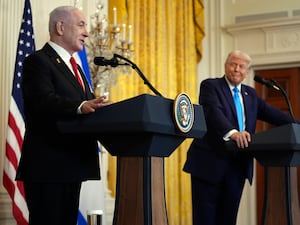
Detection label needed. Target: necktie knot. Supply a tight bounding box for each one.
[69,56,76,67]
[233,87,239,94]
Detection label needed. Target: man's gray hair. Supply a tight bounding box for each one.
[48,6,78,34]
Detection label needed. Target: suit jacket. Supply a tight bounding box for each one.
[16,43,100,182]
[183,77,294,184]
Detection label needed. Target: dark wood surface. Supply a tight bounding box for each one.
[255,67,300,225]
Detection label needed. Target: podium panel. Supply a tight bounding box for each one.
[113,157,167,225]
[226,123,300,225]
[58,94,206,157]
[245,123,300,166]
[58,94,207,225]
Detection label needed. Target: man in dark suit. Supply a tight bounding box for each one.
[16,6,109,225]
[183,50,295,225]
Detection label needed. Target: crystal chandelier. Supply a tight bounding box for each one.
[85,2,134,98]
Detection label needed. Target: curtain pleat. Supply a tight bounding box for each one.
[107,1,204,224]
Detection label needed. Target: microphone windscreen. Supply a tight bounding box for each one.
[254,75,264,83]
[94,57,105,66]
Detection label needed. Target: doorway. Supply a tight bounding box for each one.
[254,67,300,225]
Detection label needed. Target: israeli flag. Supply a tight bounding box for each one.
[76,46,106,225]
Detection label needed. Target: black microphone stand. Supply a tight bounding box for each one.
[113,53,163,97]
[260,78,296,225]
[269,79,296,122]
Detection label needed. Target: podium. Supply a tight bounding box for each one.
[227,123,300,225]
[58,94,207,225]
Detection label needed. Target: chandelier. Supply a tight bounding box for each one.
[85,2,135,99]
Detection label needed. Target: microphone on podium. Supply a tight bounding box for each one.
[93,55,130,67]
[254,74,296,122]
[254,75,280,90]
[93,54,162,97]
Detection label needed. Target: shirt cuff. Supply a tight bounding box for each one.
[223,129,239,141]
[77,101,87,114]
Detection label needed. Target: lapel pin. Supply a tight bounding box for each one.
[56,58,61,63]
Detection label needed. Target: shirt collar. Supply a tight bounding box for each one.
[48,41,74,66]
[224,76,242,93]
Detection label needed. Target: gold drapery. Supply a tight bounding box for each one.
[107,1,204,224]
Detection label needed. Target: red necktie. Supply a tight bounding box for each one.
[70,56,85,92]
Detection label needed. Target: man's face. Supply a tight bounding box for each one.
[225,55,249,86]
[61,10,88,54]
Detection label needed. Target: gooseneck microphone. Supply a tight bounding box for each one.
[254,74,296,122]
[94,55,130,67]
[254,75,280,90]
[93,54,162,97]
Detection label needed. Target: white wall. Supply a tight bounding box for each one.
[199,0,300,81]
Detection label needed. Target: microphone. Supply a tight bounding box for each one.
[94,55,119,67]
[254,75,280,90]
[254,74,296,122]
[93,53,163,96]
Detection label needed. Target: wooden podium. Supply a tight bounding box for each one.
[227,123,300,225]
[58,94,207,225]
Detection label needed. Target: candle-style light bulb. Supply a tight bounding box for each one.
[128,25,133,43]
[122,24,126,41]
[113,7,117,26]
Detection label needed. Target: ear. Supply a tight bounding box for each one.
[56,21,64,36]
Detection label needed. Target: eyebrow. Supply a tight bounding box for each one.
[228,62,248,69]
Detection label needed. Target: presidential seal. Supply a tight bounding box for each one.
[173,93,194,133]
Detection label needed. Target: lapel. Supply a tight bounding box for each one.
[78,66,95,99]
[241,85,250,130]
[42,43,87,97]
[220,77,236,117]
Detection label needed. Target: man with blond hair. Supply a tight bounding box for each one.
[184,50,295,225]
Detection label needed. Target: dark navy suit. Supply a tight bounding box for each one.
[183,77,294,225]
[16,43,100,225]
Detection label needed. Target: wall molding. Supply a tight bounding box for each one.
[224,16,300,68]
[0,193,16,225]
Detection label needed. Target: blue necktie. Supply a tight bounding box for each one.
[233,87,243,131]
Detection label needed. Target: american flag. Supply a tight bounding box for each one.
[3,0,35,224]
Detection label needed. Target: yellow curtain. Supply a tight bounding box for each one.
[107,1,204,225]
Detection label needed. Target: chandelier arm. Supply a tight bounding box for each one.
[114,54,163,97]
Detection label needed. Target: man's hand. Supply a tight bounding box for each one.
[230,131,251,149]
[81,96,110,114]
